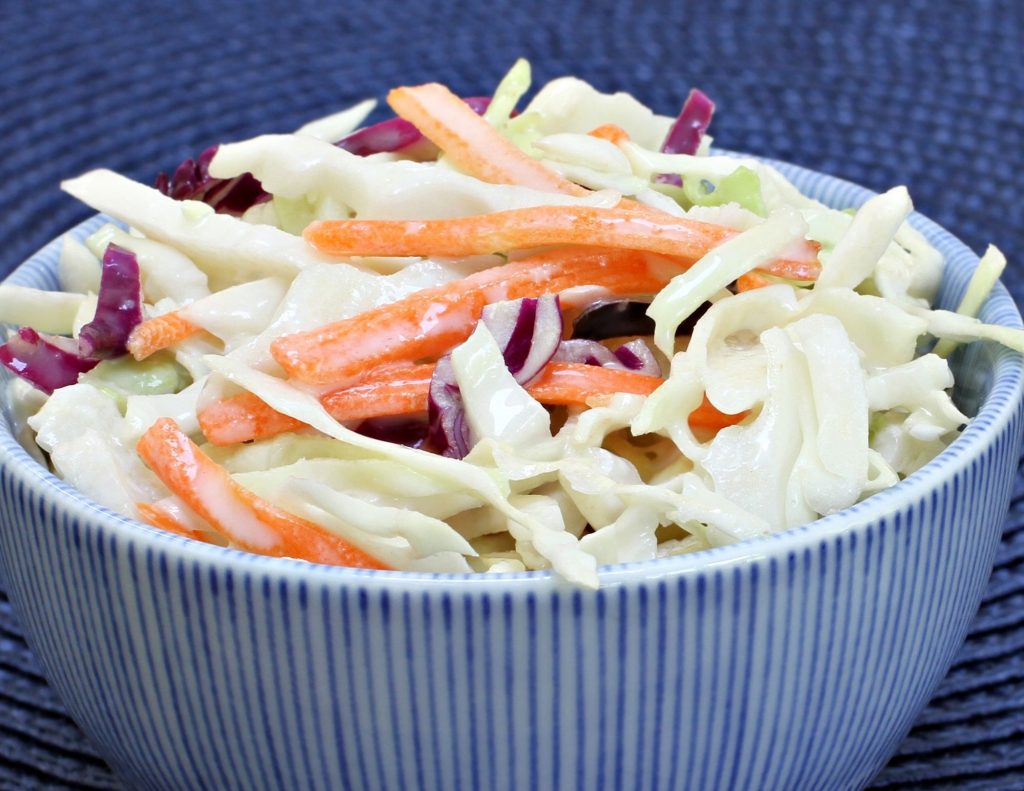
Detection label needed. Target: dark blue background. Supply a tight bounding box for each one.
[1,0,1023,787]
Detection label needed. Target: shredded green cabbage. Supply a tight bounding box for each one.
[8,63,1017,586]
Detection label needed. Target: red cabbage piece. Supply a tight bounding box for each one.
[0,328,99,395]
[155,145,270,216]
[336,97,494,156]
[355,416,428,448]
[481,295,563,385]
[335,119,423,157]
[662,88,715,155]
[572,299,712,341]
[78,243,144,359]
[428,295,563,458]
[554,338,662,377]
[610,339,661,376]
[427,355,470,458]
[0,243,145,393]
[658,88,716,186]
[572,300,655,339]
[156,97,495,214]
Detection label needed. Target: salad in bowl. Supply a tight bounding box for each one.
[2,59,1020,587]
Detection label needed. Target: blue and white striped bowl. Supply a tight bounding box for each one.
[0,161,1022,791]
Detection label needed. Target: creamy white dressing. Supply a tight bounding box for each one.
[21,67,1009,585]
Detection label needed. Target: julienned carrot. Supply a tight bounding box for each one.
[127,311,202,360]
[384,78,817,259]
[380,81,818,295]
[588,124,631,145]
[198,361,747,446]
[527,365,749,430]
[304,205,724,258]
[527,362,662,403]
[198,364,435,445]
[527,367,747,430]
[198,363,434,444]
[320,362,435,418]
[136,499,215,544]
[386,82,665,221]
[689,397,750,431]
[199,392,307,446]
[137,418,390,569]
[279,288,486,387]
[736,271,776,292]
[388,83,588,197]
[271,248,669,385]
[304,205,820,282]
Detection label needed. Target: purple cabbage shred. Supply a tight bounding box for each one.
[336,97,493,156]
[427,356,471,458]
[156,97,496,214]
[554,338,662,377]
[428,294,562,458]
[0,328,99,395]
[78,243,144,359]
[657,88,716,186]
[355,416,429,449]
[0,244,149,393]
[155,144,270,215]
[481,295,563,385]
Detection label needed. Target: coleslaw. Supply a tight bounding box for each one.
[3,59,1021,587]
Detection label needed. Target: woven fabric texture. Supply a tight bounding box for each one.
[1,0,1023,788]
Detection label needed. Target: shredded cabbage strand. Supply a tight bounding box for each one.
[4,64,1018,586]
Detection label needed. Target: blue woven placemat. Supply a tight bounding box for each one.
[1,1,1023,788]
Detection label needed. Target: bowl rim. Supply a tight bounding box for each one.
[2,157,1022,592]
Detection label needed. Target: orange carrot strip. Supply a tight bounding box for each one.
[274,288,487,387]
[137,418,390,569]
[388,83,588,196]
[533,369,747,429]
[384,79,825,276]
[386,82,661,220]
[305,205,726,258]
[384,80,820,259]
[319,363,435,420]
[271,248,669,386]
[736,271,776,292]
[198,363,436,445]
[688,396,749,431]
[199,361,747,446]
[527,362,662,403]
[304,206,821,281]
[529,369,746,429]
[759,255,819,282]
[136,500,215,543]
[127,311,202,360]
[199,392,307,445]
[588,124,631,145]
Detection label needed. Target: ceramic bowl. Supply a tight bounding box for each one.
[0,160,1022,791]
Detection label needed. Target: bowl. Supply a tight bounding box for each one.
[0,159,1022,791]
